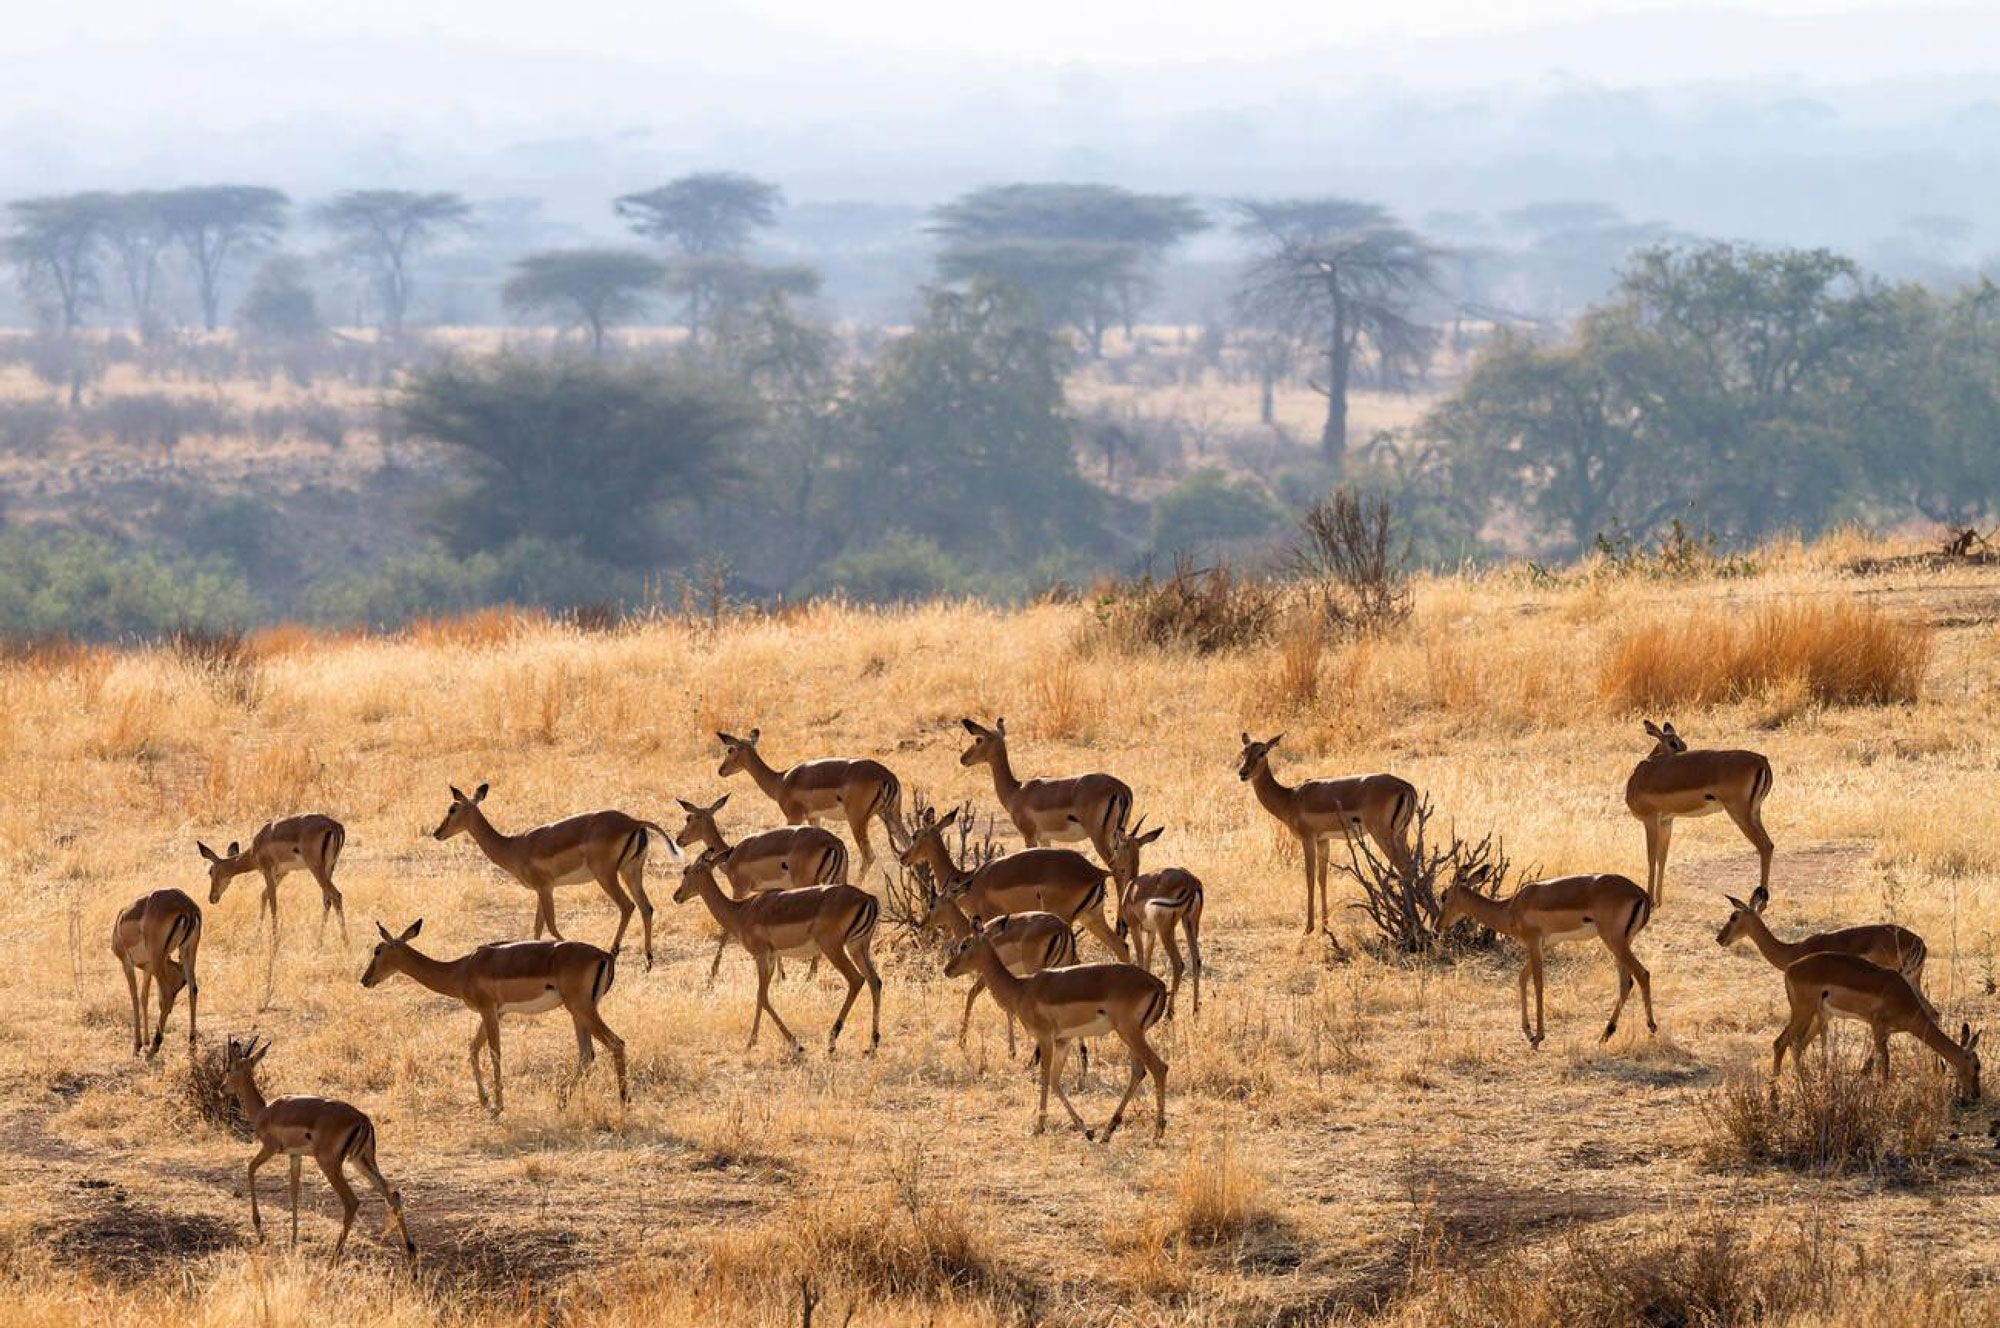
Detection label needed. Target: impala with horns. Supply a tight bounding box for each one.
[1771,953,1980,1099]
[715,728,909,875]
[360,920,626,1113]
[1440,868,1657,1048]
[1107,820,1204,1018]
[899,807,1128,961]
[111,889,201,1058]
[672,848,883,1056]
[199,814,347,947]
[921,891,1079,1054]
[1626,720,1774,905]
[674,794,849,981]
[1718,885,1930,1006]
[958,717,1132,867]
[945,923,1168,1142]
[224,1036,415,1265]
[1237,733,1416,934]
[432,783,680,969]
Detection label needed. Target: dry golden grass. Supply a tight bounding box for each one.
[4,536,2000,1325]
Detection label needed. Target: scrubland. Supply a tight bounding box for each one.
[3,536,2000,1325]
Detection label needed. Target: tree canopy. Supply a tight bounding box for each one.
[315,190,472,336]
[614,172,783,256]
[158,185,289,330]
[501,248,668,353]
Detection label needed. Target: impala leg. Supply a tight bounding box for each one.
[1079,901,1129,963]
[820,939,868,1054]
[481,1011,505,1114]
[591,869,637,960]
[959,978,985,1046]
[120,956,142,1055]
[261,869,282,950]
[1319,833,1339,932]
[1772,995,1817,1079]
[349,1143,415,1257]
[246,1140,276,1240]
[1516,954,1534,1046]
[319,1151,361,1264]
[136,969,157,1059]
[622,859,656,971]
[856,934,883,1052]
[1100,1028,1149,1144]
[468,1023,491,1111]
[179,929,200,1051]
[848,808,876,878]
[1725,799,1776,898]
[751,952,801,1054]
[1653,819,1675,906]
[1868,1026,1893,1080]
[151,966,181,1057]
[1032,1032,1056,1135]
[287,1154,302,1249]
[1045,1040,1094,1139]
[1184,906,1204,1017]
[707,930,732,985]
[1156,924,1185,1021]
[1528,941,1548,1048]
[585,1007,629,1105]
[1639,816,1662,904]
[1599,920,1656,1038]
[1298,835,1318,935]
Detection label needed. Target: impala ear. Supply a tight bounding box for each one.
[1270,732,1285,747]
[375,921,393,942]
[710,794,728,813]
[226,841,240,858]
[1748,884,1769,913]
[398,919,423,942]
[1723,894,1749,914]
[197,841,217,862]
[1140,824,1165,845]
[748,727,760,744]
[676,798,699,814]
[1963,1022,1973,1045]
[449,784,467,802]
[472,783,488,803]
[995,716,1006,734]
[248,1038,271,1066]
[715,731,735,746]
[960,717,982,735]
[1970,1030,1982,1051]
[937,807,959,829]
[1642,719,1662,737]
[1463,864,1491,886]
[1662,722,1678,735]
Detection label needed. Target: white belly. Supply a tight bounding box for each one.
[1541,924,1597,944]
[1062,1013,1115,1040]
[547,864,596,887]
[499,990,565,1016]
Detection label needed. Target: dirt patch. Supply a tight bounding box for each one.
[420,1222,591,1303]
[43,1196,240,1282]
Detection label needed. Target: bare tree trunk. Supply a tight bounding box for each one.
[1259,367,1275,425]
[1321,339,1349,467]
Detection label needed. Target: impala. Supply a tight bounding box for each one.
[1439,868,1657,1048]
[672,849,883,1056]
[1107,821,1204,1017]
[199,814,347,946]
[1237,733,1416,934]
[1626,719,1774,904]
[716,729,909,875]
[944,924,1168,1142]
[920,893,1078,1053]
[432,783,680,969]
[898,807,1128,960]
[224,1036,415,1264]
[958,717,1132,867]
[360,919,626,1113]
[674,794,849,980]
[111,889,201,1057]
[1718,885,1930,1006]
[1771,952,1981,1099]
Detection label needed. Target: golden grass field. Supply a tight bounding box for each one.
[4,538,2000,1326]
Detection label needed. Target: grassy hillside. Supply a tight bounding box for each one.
[4,538,1999,1326]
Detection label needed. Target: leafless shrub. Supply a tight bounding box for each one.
[1290,486,1411,635]
[1086,556,1284,655]
[175,1040,252,1140]
[1700,1055,1957,1177]
[168,623,262,707]
[1340,797,1512,956]
[879,794,996,946]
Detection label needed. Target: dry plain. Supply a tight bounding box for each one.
[3,540,2000,1326]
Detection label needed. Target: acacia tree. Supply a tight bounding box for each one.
[930,183,1207,357]
[1233,198,1442,465]
[100,191,174,336]
[613,172,786,340]
[5,193,113,331]
[501,248,667,354]
[158,185,289,330]
[315,190,472,338]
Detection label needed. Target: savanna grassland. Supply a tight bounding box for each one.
[4,538,2000,1327]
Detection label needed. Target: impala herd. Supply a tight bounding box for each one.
[104,716,1980,1265]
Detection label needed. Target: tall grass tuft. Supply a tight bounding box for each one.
[1699,1057,1956,1176]
[1601,600,1931,711]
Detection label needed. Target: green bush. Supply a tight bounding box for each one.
[814,533,966,603]
[1150,467,1281,554]
[0,531,254,640]
[304,538,631,627]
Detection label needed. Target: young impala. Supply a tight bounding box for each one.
[1107,820,1204,1017]
[672,849,883,1056]
[224,1036,415,1265]
[944,924,1168,1142]
[110,889,201,1057]
[920,893,1078,1053]
[1718,885,1930,1008]
[715,729,909,875]
[432,783,679,969]
[897,807,1128,961]
[360,919,627,1113]
[958,717,1132,868]
[1440,868,1657,1048]
[1626,720,1774,904]
[1772,953,1980,1099]
[1236,733,1416,934]
[199,814,347,947]
[674,793,849,981]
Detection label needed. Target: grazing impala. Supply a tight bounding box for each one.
[110,889,201,1057]
[360,919,627,1113]
[716,729,909,875]
[1237,733,1416,934]
[1107,821,1204,1017]
[199,814,347,946]
[921,893,1078,1053]
[958,717,1132,867]
[945,924,1168,1142]
[673,849,883,1056]
[432,783,679,969]
[1772,953,1980,1099]
[1626,720,1774,904]
[224,1036,415,1264]
[1718,885,1930,1007]
[674,794,849,981]
[898,808,1128,961]
[1440,868,1657,1048]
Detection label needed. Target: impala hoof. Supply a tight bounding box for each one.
[1083,1127,1097,1142]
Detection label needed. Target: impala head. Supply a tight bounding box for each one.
[958,716,1006,767]
[715,728,761,778]
[942,923,989,979]
[895,807,957,869]
[1436,864,1495,930]
[196,839,243,903]
[674,848,732,904]
[1715,885,1770,948]
[918,892,966,937]
[361,919,423,986]
[223,1034,271,1088]
[1108,817,1166,885]
[673,794,729,851]
[1641,719,1687,757]
[432,783,489,839]
[1956,1023,1983,1101]
[1237,732,1283,781]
